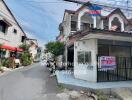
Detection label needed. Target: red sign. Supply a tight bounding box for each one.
[99,56,116,70]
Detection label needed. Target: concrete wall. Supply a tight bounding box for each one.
[0,0,24,47]
[25,39,38,46]
[63,12,71,39]
[74,39,98,82]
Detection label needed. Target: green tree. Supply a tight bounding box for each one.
[19,43,30,51]
[45,41,64,57]
[19,43,32,66]
[0,43,3,48]
[21,52,32,66]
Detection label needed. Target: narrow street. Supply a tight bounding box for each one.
[0,63,59,100]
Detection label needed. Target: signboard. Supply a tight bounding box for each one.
[88,5,102,16]
[64,0,102,16]
[99,56,116,70]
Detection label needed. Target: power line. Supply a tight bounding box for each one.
[19,1,57,34]
[63,0,132,11]
[22,0,132,18]
[23,0,66,4]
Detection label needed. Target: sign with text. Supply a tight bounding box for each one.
[99,56,116,70]
[88,5,102,16]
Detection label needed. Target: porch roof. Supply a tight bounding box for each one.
[68,28,132,43]
[89,28,132,37]
[67,28,132,46]
[70,28,132,38]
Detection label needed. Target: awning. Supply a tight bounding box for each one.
[1,45,16,51]
[16,48,23,52]
[0,45,23,52]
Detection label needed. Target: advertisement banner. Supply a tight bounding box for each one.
[88,5,102,16]
[99,56,116,70]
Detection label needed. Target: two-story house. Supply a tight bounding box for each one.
[57,2,132,83]
[0,0,26,57]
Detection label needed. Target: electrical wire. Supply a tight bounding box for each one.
[22,0,66,4]
[63,0,132,11]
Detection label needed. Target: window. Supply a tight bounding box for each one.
[71,21,77,31]
[81,23,90,30]
[21,36,26,42]
[13,29,17,34]
[77,51,91,64]
[111,17,121,31]
[0,20,7,33]
[90,24,93,28]
[85,52,91,63]
[78,52,85,63]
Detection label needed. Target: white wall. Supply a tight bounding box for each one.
[0,0,24,47]
[63,12,72,39]
[74,39,98,82]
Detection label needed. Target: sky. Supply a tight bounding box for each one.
[4,0,79,46]
[4,0,132,47]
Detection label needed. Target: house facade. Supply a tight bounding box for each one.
[26,39,38,60]
[0,0,26,57]
[25,38,38,46]
[58,3,132,82]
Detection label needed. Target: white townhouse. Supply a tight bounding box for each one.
[25,38,38,46]
[57,2,132,83]
[0,0,26,57]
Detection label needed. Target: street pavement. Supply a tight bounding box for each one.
[0,63,60,100]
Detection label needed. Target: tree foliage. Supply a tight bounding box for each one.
[19,43,30,51]
[0,43,3,47]
[19,43,32,66]
[45,41,64,57]
[21,52,32,66]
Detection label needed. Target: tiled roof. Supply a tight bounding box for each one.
[68,28,132,43]
[65,9,75,14]
[128,18,132,23]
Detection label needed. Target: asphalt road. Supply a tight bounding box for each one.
[0,63,59,100]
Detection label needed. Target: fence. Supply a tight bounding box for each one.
[97,56,132,82]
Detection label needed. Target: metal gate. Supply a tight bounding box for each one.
[97,56,132,82]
